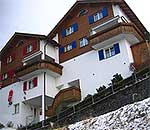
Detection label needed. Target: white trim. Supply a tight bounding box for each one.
[22,51,43,63]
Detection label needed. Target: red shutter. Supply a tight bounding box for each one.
[12,53,15,61]
[9,69,14,78]
[33,77,37,87]
[8,90,13,103]
[0,74,2,81]
[32,41,37,51]
[23,81,27,91]
[23,46,27,56]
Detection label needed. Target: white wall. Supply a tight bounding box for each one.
[112,4,131,22]
[56,39,134,98]
[40,40,59,63]
[45,72,58,97]
[0,82,23,127]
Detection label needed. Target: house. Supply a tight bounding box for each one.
[0,0,149,128]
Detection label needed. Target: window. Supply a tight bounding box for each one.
[79,37,88,48]
[105,46,115,58]
[98,43,120,61]
[88,7,108,24]
[2,73,8,80]
[61,23,78,38]
[7,56,12,63]
[78,9,88,17]
[64,44,73,52]
[27,44,33,53]
[93,12,103,22]
[14,103,19,114]
[23,77,38,91]
[64,41,76,53]
[66,26,74,36]
[28,80,34,89]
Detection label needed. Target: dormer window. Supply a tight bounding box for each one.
[7,56,12,63]
[27,44,33,53]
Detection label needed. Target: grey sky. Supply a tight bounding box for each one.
[0,0,150,49]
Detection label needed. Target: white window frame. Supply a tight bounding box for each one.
[27,44,33,53]
[66,26,74,36]
[2,73,8,80]
[94,12,103,22]
[104,46,115,59]
[7,56,12,63]
[64,44,73,52]
[79,37,88,48]
[14,103,19,114]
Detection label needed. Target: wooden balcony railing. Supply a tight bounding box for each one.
[15,60,63,77]
[46,86,81,117]
[88,23,144,48]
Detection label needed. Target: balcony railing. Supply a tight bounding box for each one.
[15,59,63,78]
[46,86,81,117]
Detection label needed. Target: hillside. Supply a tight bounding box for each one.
[56,97,150,130]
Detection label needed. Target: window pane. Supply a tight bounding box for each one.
[105,49,110,58]
[110,47,115,56]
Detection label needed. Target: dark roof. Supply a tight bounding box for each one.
[0,32,46,56]
[47,0,148,39]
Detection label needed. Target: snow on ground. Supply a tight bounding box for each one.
[67,97,150,130]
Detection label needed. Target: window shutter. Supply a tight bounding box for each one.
[23,81,27,91]
[102,7,108,17]
[23,46,27,56]
[0,74,2,81]
[9,69,14,78]
[114,43,120,54]
[72,41,76,49]
[73,23,78,32]
[12,53,15,61]
[98,49,104,60]
[32,41,37,51]
[59,46,64,54]
[88,15,94,24]
[33,77,38,87]
[61,29,66,38]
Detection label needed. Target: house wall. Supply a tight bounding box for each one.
[56,39,134,98]
[58,3,114,63]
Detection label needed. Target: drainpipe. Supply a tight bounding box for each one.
[41,40,49,125]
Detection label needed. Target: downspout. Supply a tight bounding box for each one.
[42,40,49,124]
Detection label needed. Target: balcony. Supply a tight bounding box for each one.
[15,59,63,78]
[89,16,144,50]
[46,86,81,117]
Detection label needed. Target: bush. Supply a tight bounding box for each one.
[96,85,106,93]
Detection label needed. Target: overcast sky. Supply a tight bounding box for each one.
[0,0,150,49]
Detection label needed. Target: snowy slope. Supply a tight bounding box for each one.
[67,97,150,130]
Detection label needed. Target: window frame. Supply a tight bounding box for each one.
[93,12,103,22]
[14,103,19,114]
[2,73,8,80]
[104,46,115,59]
[27,44,33,53]
[66,26,74,36]
[79,37,89,48]
[7,56,13,64]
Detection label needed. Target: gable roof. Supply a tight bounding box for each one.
[0,32,46,56]
[47,0,148,39]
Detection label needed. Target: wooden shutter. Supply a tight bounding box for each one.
[102,7,108,17]
[23,46,27,56]
[23,81,27,91]
[33,77,38,87]
[98,49,104,60]
[61,29,66,38]
[72,41,76,49]
[114,43,120,54]
[88,15,94,24]
[32,41,37,51]
[59,46,64,54]
[73,23,78,32]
